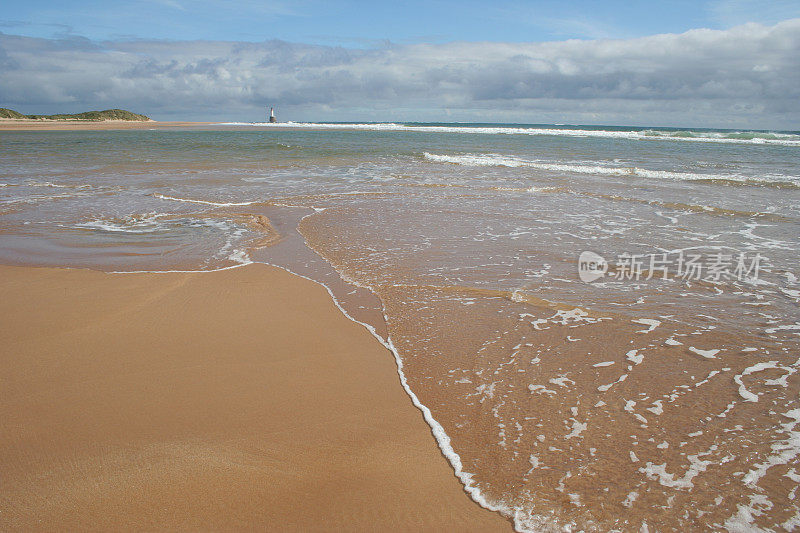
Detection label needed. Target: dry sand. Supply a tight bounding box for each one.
[0,264,510,531]
[0,120,212,131]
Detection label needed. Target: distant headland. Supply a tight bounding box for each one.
[0,108,152,122]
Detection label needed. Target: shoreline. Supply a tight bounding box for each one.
[0,120,213,131]
[0,263,511,531]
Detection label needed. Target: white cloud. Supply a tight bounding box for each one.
[1,19,798,127]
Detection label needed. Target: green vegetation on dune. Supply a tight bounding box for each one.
[0,108,27,119]
[0,108,151,121]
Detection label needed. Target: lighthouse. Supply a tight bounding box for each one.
[269,107,276,123]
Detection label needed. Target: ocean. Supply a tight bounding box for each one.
[1,122,799,531]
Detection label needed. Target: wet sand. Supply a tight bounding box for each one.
[0,119,212,131]
[0,264,510,531]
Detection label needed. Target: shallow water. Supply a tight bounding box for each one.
[1,123,799,531]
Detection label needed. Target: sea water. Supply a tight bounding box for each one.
[1,122,799,531]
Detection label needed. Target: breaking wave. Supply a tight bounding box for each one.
[217,122,800,147]
[422,152,800,187]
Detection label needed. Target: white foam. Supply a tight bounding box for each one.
[782,288,800,299]
[646,400,664,416]
[227,249,251,264]
[111,261,252,275]
[724,494,774,532]
[22,180,86,188]
[633,318,661,333]
[689,347,721,359]
[565,418,588,440]
[623,491,639,508]
[627,349,644,365]
[216,122,800,147]
[785,468,800,483]
[528,384,556,396]
[598,373,628,392]
[765,322,800,334]
[526,454,540,473]
[782,510,800,531]
[696,370,721,387]
[510,290,526,303]
[639,452,713,489]
[153,193,258,207]
[734,361,780,402]
[743,409,800,486]
[474,382,497,401]
[76,217,163,234]
[549,375,574,388]
[422,152,800,185]
[568,493,582,507]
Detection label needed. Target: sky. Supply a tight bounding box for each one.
[1,0,799,128]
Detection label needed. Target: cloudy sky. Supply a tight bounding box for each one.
[1,0,799,128]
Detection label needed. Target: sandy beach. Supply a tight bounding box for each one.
[0,264,510,531]
[0,119,212,131]
[3,121,797,531]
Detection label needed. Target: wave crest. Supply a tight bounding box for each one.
[422,152,800,187]
[216,122,800,147]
